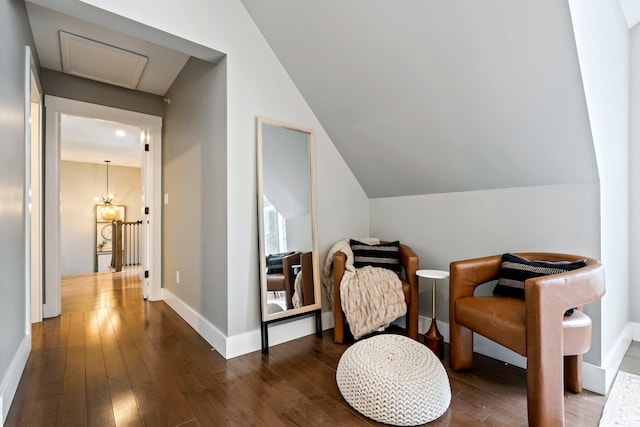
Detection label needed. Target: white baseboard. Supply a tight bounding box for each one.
[582,362,606,395]
[163,289,335,359]
[0,334,31,424]
[633,322,640,341]
[600,322,640,394]
[162,289,229,357]
[226,311,334,358]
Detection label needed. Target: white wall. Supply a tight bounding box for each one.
[370,182,602,363]
[568,0,630,365]
[287,213,312,253]
[241,0,600,199]
[632,25,640,324]
[630,23,640,324]
[60,161,142,275]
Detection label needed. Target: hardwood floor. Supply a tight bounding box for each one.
[5,270,626,426]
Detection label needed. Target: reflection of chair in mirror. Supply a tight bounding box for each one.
[333,242,419,343]
[300,251,315,306]
[266,251,300,310]
[292,251,314,308]
[449,253,606,427]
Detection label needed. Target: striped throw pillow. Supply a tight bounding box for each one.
[493,253,586,315]
[266,251,295,274]
[350,239,402,273]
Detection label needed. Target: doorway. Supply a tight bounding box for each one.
[44,96,163,319]
[59,115,143,276]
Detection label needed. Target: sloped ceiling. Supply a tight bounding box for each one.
[240,0,599,198]
[26,2,190,95]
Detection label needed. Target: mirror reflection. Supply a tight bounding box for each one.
[257,118,320,322]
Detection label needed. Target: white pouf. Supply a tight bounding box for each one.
[336,334,451,426]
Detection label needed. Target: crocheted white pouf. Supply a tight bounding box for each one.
[336,334,451,426]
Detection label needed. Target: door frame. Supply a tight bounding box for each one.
[25,46,43,327]
[43,96,163,318]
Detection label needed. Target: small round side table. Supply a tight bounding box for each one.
[416,269,449,359]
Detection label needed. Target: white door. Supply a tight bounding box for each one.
[140,128,151,299]
[25,46,43,325]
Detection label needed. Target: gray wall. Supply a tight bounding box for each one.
[0,0,36,419]
[241,0,599,199]
[60,161,142,275]
[40,68,165,116]
[163,56,228,334]
[370,182,602,364]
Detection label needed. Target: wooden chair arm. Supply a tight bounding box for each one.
[333,251,347,308]
[399,243,418,286]
[333,251,348,342]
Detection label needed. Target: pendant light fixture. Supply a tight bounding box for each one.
[96,160,119,220]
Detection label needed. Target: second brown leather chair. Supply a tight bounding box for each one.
[449,253,605,427]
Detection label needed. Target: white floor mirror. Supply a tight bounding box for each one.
[256,117,322,354]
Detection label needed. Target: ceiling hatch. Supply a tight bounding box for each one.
[59,31,148,90]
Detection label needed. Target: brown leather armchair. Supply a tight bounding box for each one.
[333,243,419,343]
[449,253,605,427]
[266,252,300,309]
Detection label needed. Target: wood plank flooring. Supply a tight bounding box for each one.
[4,270,629,426]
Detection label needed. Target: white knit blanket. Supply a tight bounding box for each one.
[323,239,406,339]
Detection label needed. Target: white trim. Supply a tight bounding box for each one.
[162,289,228,356]
[633,321,640,341]
[0,335,31,424]
[600,322,638,392]
[146,123,163,301]
[227,311,334,358]
[582,362,607,395]
[25,46,43,326]
[322,310,334,331]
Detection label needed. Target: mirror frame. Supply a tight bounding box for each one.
[256,117,321,323]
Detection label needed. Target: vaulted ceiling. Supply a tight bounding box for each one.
[27,0,605,198]
[240,0,600,198]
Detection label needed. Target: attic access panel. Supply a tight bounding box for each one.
[59,31,148,90]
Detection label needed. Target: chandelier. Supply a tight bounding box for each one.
[95,160,119,220]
